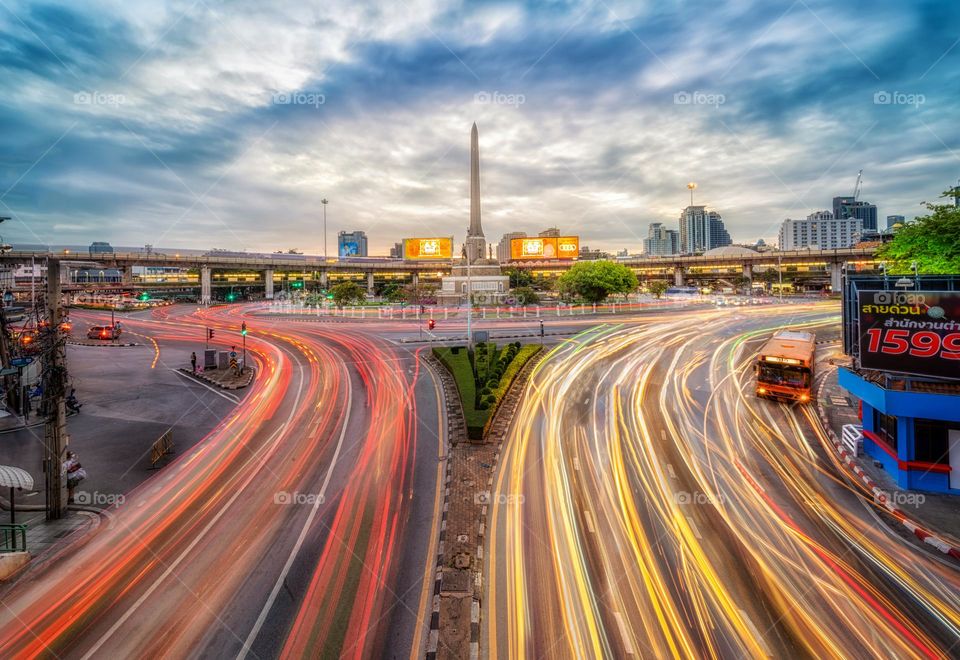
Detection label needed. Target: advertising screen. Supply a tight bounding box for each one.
[857,290,960,379]
[510,236,579,260]
[339,241,359,257]
[403,237,453,260]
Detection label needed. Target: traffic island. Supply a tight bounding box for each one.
[177,367,255,390]
[425,345,545,660]
[67,339,139,347]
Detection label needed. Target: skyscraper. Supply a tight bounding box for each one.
[465,122,486,263]
[643,222,680,256]
[498,232,526,262]
[679,206,730,254]
[833,196,878,231]
[338,230,368,257]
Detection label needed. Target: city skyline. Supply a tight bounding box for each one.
[1,1,959,255]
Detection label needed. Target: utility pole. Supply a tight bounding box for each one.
[42,259,68,520]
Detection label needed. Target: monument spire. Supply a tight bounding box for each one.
[469,122,483,238]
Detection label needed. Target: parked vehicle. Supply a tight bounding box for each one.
[87,324,122,340]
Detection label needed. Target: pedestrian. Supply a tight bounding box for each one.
[190,351,197,373]
[66,388,82,413]
[62,451,87,504]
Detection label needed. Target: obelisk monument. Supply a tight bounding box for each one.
[464,122,486,263]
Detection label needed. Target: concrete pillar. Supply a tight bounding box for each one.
[412,272,420,287]
[121,266,134,286]
[264,269,274,299]
[673,268,685,286]
[201,266,212,304]
[742,263,752,284]
[830,262,843,293]
[320,270,328,288]
[367,272,375,294]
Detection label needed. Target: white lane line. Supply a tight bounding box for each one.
[82,352,306,659]
[238,363,353,659]
[613,612,635,656]
[583,509,596,535]
[171,369,240,403]
[572,457,581,472]
[685,516,702,540]
[666,463,677,479]
[738,609,773,657]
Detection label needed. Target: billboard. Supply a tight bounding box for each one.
[857,290,960,379]
[339,241,360,257]
[510,236,579,260]
[403,237,453,260]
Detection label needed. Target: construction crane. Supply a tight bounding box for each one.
[853,169,863,201]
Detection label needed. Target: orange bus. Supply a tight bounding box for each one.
[755,330,816,403]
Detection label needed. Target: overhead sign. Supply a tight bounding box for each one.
[857,290,960,380]
[403,237,453,260]
[510,236,579,261]
[9,357,33,368]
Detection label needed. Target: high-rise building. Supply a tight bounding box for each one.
[539,227,560,237]
[678,206,730,254]
[338,230,368,257]
[643,222,680,256]
[389,242,403,259]
[886,215,905,230]
[833,196,878,231]
[778,210,861,250]
[498,232,526,262]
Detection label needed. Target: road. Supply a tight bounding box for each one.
[0,304,443,659]
[485,302,960,659]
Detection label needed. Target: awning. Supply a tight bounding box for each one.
[0,465,34,490]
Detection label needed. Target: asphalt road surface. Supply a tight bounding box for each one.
[0,304,443,659]
[485,302,960,659]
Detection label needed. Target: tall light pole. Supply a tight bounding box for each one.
[321,198,329,262]
[462,246,472,347]
[777,254,783,303]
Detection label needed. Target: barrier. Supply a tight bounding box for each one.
[0,524,27,552]
[841,423,863,457]
[149,430,175,469]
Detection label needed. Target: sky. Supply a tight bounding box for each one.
[1,0,958,255]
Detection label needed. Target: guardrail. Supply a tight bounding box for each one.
[841,424,863,457]
[0,524,27,552]
[149,430,175,469]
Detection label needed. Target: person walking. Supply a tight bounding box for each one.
[190,351,197,373]
[66,388,82,414]
[62,451,87,504]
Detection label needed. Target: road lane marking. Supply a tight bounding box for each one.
[738,609,772,657]
[685,516,702,540]
[613,612,635,656]
[572,457,580,472]
[171,369,240,403]
[583,509,596,534]
[238,361,352,659]
[666,464,677,479]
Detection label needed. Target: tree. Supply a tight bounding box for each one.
[379,282,405,303]
[402,282,438,306]
[330,281,366,307]
[877,194,960,273]
[646,280,670,299]
[504,267,533,288]
[511,286,539,305]
[555,261,638,303]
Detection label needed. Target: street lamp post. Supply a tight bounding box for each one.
[777,254,783,303]
[321,198,328,263]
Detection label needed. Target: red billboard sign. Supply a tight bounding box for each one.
[857,290,960,379]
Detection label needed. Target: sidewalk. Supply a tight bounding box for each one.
[818,364,960,558]
[0,503,99,559]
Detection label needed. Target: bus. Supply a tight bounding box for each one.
[755,330,816,403]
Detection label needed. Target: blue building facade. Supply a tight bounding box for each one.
[839,275,960,495]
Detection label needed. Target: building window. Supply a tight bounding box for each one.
[914,419,952,465]
[873,410,898,451]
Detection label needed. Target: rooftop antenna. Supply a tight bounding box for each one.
[687,182,697,206]
[853,169,863,201]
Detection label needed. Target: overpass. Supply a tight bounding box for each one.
[0,246,879,302]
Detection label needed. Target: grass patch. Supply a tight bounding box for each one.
[434,342,542,440]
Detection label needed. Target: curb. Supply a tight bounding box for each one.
[815,369,960,561]
[425,400,453,660]
[67,340,139,347]
[176,367,254,391]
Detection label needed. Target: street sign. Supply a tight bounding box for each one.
[10,357,33,368]
[0,367,18,377]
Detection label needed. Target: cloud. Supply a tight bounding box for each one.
[0,0,958,254]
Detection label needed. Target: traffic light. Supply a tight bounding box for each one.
[241,321,247,336]
[291,281,303,289]
[226,292,237,302]
[139,291,150,301]
[427,319,436,331]
[207,328,215,340]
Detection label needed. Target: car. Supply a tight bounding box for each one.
[87,325,122,340]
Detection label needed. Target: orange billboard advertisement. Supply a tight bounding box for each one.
[404,237,453,260]
[510,236,579,260]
